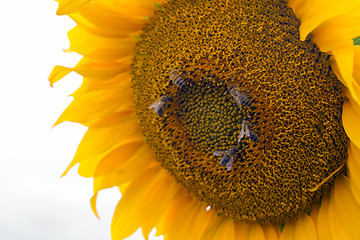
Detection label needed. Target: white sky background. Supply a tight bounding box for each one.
[0,1,162,240]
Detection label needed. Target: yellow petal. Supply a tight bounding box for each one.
[333,176,360,239]
[93,144,153,193]
[56,0,90,15]
[317,197,333,240]
[49,57,132,88]
[137,173,178,239]
[312,8,360,52]
[93,0,167,19]
[353,45,360,82]
[349,178,360,208]
[217,218,235,240]
[111,167,177,240]
[342,100,360,150]
[331,45,360,88]
[79,73,133,97]
[279,221,295,240]
[68,78,90,99]
[262,223,280,240]
[69,12,128,39]
[309,204,320,230]
[77,133,144,178]
[328,179,352,240]
[111,167,160,239]
[48,65,73,87]
[332,43,360,105]
[185,204,213,240]
[67,26,138,60]
[234,220,251,239]
[294,214,317,240]
[200,215,223,240]
[74,58,131,80]
[61,111,142,176]
[54,88,132,126]
[348,142,360,204]
[166,201,210,240]
[94,141,144,176]
[90,193,100,219]
[157,190,194,235]
[118,182,130,194]
[90,109,134,128]
[77,2,146,33]
[288,0,360,41]
[76,153,105,177]
[248,223,266,240]
[91,163,132,219]
[279,214,317,240]
[201,216,233,240]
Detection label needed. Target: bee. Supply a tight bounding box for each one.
[229,86,250,110]
[213,147,239,170]
[148,95,173,117]
[169,69,186,89]
[238,117,259,143]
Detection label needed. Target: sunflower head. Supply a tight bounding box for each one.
[52,0,360,239]
[132,0,348,224]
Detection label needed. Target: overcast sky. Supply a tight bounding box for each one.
[0,1,162,239]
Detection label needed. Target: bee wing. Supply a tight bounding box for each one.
[213,150,229,156]
[230,88,240,98]
[149,99,160,109]
[238,126,245,142]
[149,99,164,112]
[230,90,243,109]
[240,91,249,98]
[245,125,251,138]
[250,131,259,142]
[226,156,234,171]
[234,97,243,110]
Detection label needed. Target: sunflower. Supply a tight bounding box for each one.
[50,0,360,239]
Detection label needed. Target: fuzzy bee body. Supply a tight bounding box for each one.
[169,69,186,89]
[220,155,232,168]
[213,147,239,170]
[149,95,173,117]
[247,129,259,142]
[229,86,250,110]
[238,117,259,143]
